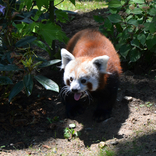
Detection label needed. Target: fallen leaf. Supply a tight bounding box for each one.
[42,145,51,149]
[37,97,46,101]
[42,110,46,115]
[48,98,52,101]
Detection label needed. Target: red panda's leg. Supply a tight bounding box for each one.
[92,74,119,122]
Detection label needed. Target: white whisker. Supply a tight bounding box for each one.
[59,86,71,100]
[83,91,93,104]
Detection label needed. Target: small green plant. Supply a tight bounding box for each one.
[139,104,145,107]
[2,49,61,102]
[0,145,5,149]
[140,102,153,108]
[145,101,153,107]
[94,0,156,63]
[64,124,80,139]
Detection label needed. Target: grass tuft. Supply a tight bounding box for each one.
[55,0,107,12]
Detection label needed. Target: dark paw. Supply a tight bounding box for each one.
[93,109,112,122]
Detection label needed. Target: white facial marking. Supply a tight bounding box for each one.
[70,80,81,90]
[62,51,109,93]
[63,59,100,92]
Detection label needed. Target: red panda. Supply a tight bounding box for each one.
[60,29,122,122]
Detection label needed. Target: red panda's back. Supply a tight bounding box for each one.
[66,29,122,75]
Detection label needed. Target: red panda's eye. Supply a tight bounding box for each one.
[70,77,73,82]
[81,79,86,84]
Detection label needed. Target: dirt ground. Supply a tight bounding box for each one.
[0,9,156,156]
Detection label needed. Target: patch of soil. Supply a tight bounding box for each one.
[0,9,156,156]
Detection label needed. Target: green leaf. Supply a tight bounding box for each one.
[119,45,131,58]
[127,19,139,27]
[16,36,37,48]
[39,59,61,68]
[99,25,107,35]
[55,28,69,44]
[149,22,156,34]
[144,21,156,34]
[129,48,141,62]
[132,0,145,4]
[143,22,150,31]
[36,0,43,10]
[0,76,13,85]
[126,15,134,21]
[139,104,144,107]
[38,23,60,46]
[146,36,156,50]
[131,39,140,49]
[13,22,26,33]
[132,0,144,3]
[32,40,51,56]
[35,75,59,92]
[149,8,156,16]
[137,34,146,46]
[64,131,70,139]
[22,57,33,68]
[64,127,71,139]
[93,15,104,24]
[69,0,75,5]
[130,8,142,14]
[115,23,123,32]
[25,0,33,10]
[109,8,118,14]
[9,81,24,102]
[55,9,69,23]
[108,14,122,23]
[23,74,33,96]
[32,61,43,69]
[0,64,19,71]
[18,0,25,10]
[36,0,49,10]
[120,29,130,41]
[108,0,122,8]
[31,10,43,22]
[71,129,75,135]
[104,18,112,30]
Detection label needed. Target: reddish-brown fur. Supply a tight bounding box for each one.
[66,29,122,90]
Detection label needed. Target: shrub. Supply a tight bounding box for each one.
[0,0,75,102]
[94,0,156,63]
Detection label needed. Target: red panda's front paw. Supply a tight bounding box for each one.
[93,109,112,122]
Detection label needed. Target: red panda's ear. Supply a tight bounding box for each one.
[61,48,75,69]
[91,55,109,74]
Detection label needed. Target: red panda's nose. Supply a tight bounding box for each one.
[72,89,78,93]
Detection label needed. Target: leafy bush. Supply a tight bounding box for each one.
[0,0,75,102]
[94,0,156,63]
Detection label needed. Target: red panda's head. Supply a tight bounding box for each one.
[61,48,109,101]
